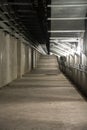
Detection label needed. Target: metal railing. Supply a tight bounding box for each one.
[65,64,87,74]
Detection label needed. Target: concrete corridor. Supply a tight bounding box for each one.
[0,55,87,130]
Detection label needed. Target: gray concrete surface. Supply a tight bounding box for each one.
[0,55,87,130]
[0,30,40,88]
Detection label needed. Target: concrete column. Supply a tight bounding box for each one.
[17,39,21,78]
[20,41,26,76]
[33,49,36,69]
[10,36,17,79]
[0,31,18,87]
[70,55,74,66]
[29,47,32,71]
[1,32,7,86]
[75,54,80,66]
[0,31,3,86]
[82,53,87,66]
[24,45,29,73]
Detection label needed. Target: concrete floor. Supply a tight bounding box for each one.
[0,55,87,130]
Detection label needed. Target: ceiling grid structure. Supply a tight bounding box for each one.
[0,0,87,55]
[47,0,87,56]
[0,0,50,53]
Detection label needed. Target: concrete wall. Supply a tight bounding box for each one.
[32,49,41,69]
[0,30,41,88]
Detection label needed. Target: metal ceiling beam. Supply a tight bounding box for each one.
[24,25,40,27]
[0,1,49,47]
[50,48,66,56]
[20,18,38,20]
[0,7,38,41]
[28,29,41,30]
[50,2,87,4]
[50,41,73,50]
[0,9,19,33]
[47,4,87,7]
[48,30,85,33]
[17,10,36,13]
[19,15,37,18]
[50,39,78,42]
[3,3,32,6]
[24,23,39,25]
[51,45,69,53]
[47,17,87,20]
[50,37,80,39]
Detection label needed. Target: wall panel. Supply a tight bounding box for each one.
[0,31,41,88]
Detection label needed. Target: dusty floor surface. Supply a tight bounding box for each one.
[0,55,87,130]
